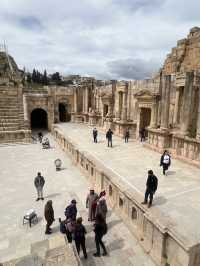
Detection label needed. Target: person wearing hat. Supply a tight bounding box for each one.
[141,170,158,208]
[44,200,55,234]
[86,189,98,221]
[65,199,77,221]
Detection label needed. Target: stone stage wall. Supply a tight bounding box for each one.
[53,127,200,266]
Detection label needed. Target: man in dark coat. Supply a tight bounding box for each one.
[93,213,108,257]
[44,200,55,234]
[93,128,98,143]
[65,199,77,221]
[34,172,45,201]
[124,129,130,143]
[106,128,113,147]
[160,150,171,175]
[142,170,158,208]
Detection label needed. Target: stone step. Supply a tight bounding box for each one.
[0,127,20,131]
[0,118,21,123]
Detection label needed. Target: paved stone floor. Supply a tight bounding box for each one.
[0,133,155,265]
[56,123,200,247]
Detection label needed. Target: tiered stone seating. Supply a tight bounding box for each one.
[0,85,31,143]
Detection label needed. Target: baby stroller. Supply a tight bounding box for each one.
[42,137,50,149]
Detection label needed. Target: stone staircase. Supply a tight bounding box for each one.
[0,86,31,143]
[2,235,81,266]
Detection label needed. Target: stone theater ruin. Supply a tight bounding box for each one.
[1,27,200,265]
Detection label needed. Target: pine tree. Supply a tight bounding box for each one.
[42,70,48,85]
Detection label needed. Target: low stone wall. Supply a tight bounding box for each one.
[53,126,199,266]
[147,129,200,168]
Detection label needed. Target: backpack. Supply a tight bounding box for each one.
[60,221,67,234]
[102,223,107,235]
[64,206,70,218]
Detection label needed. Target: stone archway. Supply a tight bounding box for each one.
[31,108,48,129]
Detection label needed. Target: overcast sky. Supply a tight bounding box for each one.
[0,0,200,80]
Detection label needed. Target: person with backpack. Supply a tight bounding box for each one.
[65,199,77,221]
[59,217,75,243]
[74,217,87,259]
[160,150,171,175]
[93,213,108,257]
[106,128,113,147]
[141,170,158,208]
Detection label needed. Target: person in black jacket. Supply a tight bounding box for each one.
[44,200,55,234]
[142,170,158,208]
[74,217,87,259]
[65,199,77,221]
[124,129,130,143]
[34,172,45,201]
[93,213,108,257]
[160,150,171,175]
[93,128,98,143]
[106,128,113,147]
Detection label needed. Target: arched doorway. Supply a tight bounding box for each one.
[31,108,48,129]
[139,108,151,137]
[59,103,71,122]
[59,103,66,122]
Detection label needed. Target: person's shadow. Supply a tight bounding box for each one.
[166,170,176,176]
[45,193,61,199]
[154,196,167,206]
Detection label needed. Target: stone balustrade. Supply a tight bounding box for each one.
[53,126,200,266]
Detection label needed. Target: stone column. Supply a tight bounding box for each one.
[82,88,85,113]
[74,88,78,113]
[23,94,28,121]
[181,72,194,135]
[161,75,171,129]
[121,91,128,121]
[115,92,121,120]
[196,88,200,139]
[150,102,157,128]
[85,87,89,113]
[173,87,180,125]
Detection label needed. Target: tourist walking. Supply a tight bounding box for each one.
[106,128,113,147]
[44,200,55,234]
[93,213,108,257]
[74,217,87,259]
[142,170,158,208]
[86,189,98,221]
[96,194,108,221]
[34,172,45,201]
[139,128,146,142]
[65,199,77,221]
[160,150,171,175]
[124,129,130,143]
[93,128,98,143]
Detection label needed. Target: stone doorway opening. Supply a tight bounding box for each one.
[59,103,71,122]
[103,104,108,117]
[139,108,151,136]
[31,108,48,130]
